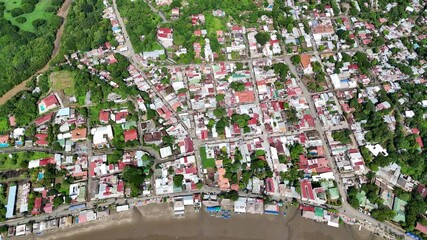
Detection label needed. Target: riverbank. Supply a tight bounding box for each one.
[0,0,72,105]
[17,203,382,240]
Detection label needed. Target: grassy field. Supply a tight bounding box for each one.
[1,0,56,32]
[50,70,76,96]
[200,147,215,168]
[0,151,53,171]
[205,13,226,37]
[0,117,8,133]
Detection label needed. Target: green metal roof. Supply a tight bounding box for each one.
[328,188,340,200]
[315,207,324,217]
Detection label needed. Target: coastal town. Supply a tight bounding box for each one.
[0,0,426,239]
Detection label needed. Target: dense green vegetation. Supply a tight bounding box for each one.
[122,165,151,197]
[349,84,427,180]
[0,0,62,97]
[1,0,61,32]
[55,0,117,61]
[332,129,352,144]
[116,0,162,52]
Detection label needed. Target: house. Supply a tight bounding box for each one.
[8,116,16,127]
[35,113,54,126]
[312,24,334,41]
[71,128,87,142]
[124,129,138,142]
[0,135,9,147]
[300,179,315,202]
[157,28,174,48]
[91,125,114,147]
[99,110,110,123]
[114,110,128,124]
[212,10,225,17]
[155,0,172,6]
[6,185,17,218]
[35,134,48,146]
[171,8,180,17]
[415,222,427,235]
[417,184,427,198]
[38,94,60,114]
[160,146,172,158]
[143,131,163,145]
[300,54,313,74]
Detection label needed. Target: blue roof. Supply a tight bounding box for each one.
[6,185,17,218]
[56,108,70,117]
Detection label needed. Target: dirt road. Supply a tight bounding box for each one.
[0,0,73,105]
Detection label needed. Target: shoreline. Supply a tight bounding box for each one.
[16,203,382,240]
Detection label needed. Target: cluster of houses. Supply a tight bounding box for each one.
[102,0,127,52]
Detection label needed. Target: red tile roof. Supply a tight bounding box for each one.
[300,54,312,69]
[35,133,48,146]
[41,95,59,108]
[416,222,427,234]
[124,129,138,142]
[417,184,427,198]
[300,179,315,201]
[115,111,128,122]
[235,91,255,103]
[0,135,9,143]
[35,113,53,126]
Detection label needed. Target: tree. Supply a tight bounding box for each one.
[371,205,396,222]
[291,55,301,65]
[107,150,123,164]
[289,143,304,161]
[215,94,225,102]
[32,19,47,29]
[162,135,175,146]
[213,107,227,119]
[173,174,184,187]
[230,81,245,92]
[218,190,239,201]
[53,196,64,208]
[255,32,270,46]
[332,129,352,144]
[122,166,146,196]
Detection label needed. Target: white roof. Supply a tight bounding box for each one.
[160,146,172,158]
[116,205,129,212]
[366,144,388,156]
[28,160,40,169]
[91,125,113,145]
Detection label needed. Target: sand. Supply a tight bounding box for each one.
[16,203,383,240]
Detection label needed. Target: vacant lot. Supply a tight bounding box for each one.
[0,117,8,133]
[200,147,215,168]
[0,151,52,171]
[50,70,75,96]
[1,0,56,32]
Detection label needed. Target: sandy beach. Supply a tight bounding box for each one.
[17,203,382,240]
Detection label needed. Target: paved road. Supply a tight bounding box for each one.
[0,4,408,240]
[283,58,407,240]
[143,0,168,23]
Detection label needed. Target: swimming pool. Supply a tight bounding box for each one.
[37,172,44,181]
[0,143,9,148]
[39,104,46,112]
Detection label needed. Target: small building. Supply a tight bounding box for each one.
[116,205,129,212]
[173,200,185,217]
[38,94,60,114]
[160,146,173,158]
[234,198,247,213]
[124,129,138,142]
[6,185,17,219]
[71,128,87,142]
[91,125,114,147]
